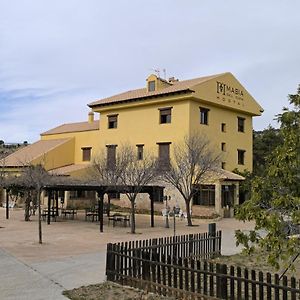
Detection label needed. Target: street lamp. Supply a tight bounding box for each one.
[172,204,181,237]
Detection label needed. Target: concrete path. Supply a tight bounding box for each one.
[30,252,107,290]
[0,249,66,300]
[0,249,107,300]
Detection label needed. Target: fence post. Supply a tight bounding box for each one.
[188,234,194,257]
[208,223,216,257]
[291,276,296,300]
[219,264,228,299]
[142,251,150,286]
[106,243,115,281]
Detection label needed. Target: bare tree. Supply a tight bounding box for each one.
[6,164,54,243]
[0,155,6,189]
[118,145,158,233]
[23,164,54,244]
[92,145,158,234]
[0,156,7,208]
[91,149,122,186]
[161,134,221,226]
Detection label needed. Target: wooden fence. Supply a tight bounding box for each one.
[107,231,221,262]
[106,232,300,299]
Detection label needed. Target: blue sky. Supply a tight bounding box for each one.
[0,0,299,143]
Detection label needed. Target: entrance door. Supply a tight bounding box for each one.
[221,185,235,218]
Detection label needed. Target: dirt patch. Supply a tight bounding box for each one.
[210,250,300,278]
[63,281,175,300]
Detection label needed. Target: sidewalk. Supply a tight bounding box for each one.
[0,249,66,300]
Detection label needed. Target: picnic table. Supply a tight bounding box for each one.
[85,205,109,222]
[85,208,99,222]
[108,213,130,227]
[41,208,57,221]
[61,208,77,219]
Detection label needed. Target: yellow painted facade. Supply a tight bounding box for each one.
[1,72,263,217]
[41,130,99,167]
[38,72,262,173]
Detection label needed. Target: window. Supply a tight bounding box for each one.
[238,117,245,132]
[221,142,226,151]
[222,185,235,207]
[237,149,245,165]
[82,147,91,161]
[221,123,226,132]
[222,162,226,169]
[200,107,209,125]
[157,142,171,170]
[108,115,118,129]
[148,80,156,92]
[106,145,117,169]
[193,185,215,206]
[136,144,144,160]
[159,108,172,124]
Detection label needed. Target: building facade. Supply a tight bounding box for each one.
[1,72,263,217]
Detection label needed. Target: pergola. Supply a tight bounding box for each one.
[4,182,165,232]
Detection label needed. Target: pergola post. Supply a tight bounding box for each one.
[55,190,59,216]
[6,189,9,220]
[107,194,110,217]
[97,190,104,233]
[47,189,52,225]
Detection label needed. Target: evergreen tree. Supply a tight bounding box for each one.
[235,85,300,269]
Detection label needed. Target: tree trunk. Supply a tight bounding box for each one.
[37,189,42,244]
[24,192,30,221]
[130,198,136,234]
[185,199,193,226]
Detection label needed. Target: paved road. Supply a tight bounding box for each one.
[0,249,106,300]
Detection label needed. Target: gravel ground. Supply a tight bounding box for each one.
[63,281,176,300]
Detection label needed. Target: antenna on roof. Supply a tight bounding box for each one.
[163,68,166,80]
[150,68,160,78]
[154,68,160,78]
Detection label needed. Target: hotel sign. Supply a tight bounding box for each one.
[216,81,244,102]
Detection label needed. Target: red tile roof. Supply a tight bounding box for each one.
[0,139,72,167]
[88,73,226,108]
[41,120,99,136]
[49,164,91,176]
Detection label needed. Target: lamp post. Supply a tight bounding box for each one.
[173,204,180,237]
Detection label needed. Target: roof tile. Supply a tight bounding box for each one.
[88,73,226,107]
[0,139,72,167]
[41,120,99,136]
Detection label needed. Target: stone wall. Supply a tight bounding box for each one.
[110,183,218,218]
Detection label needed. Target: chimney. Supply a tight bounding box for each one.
[88,111,94,123]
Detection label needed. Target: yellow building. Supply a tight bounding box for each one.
[1,72,263,217]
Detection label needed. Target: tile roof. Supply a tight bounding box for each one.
[88,73,226,108]
[203,169,245,182]
[216,169,245,181]
[41,120,99,136]
[0,139,72,167]
[49,164,91,176]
